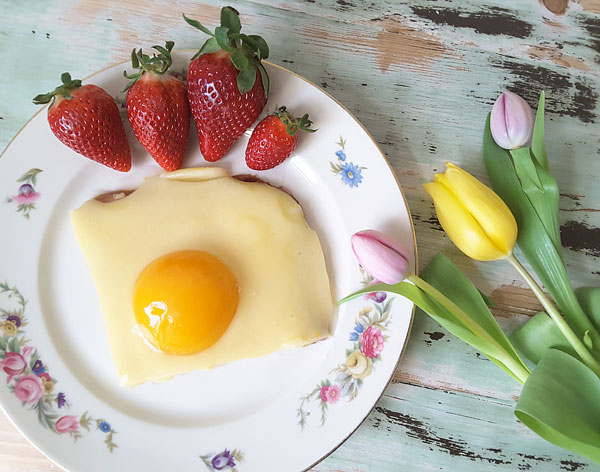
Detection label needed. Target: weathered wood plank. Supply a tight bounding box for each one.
[315,384,593,472]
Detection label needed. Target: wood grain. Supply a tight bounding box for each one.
[0,0,599,470]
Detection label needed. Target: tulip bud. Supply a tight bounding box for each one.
[490,91,534,150]
[351,230,409,284]
[423,163,517,261]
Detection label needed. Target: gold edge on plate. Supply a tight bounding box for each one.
[0,51,419,472]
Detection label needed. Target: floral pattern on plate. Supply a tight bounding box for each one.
[0,282,118,452]
[200,448,244,471]
[6,169,42,219]
[329,136,366,188]
[297,271,392,429]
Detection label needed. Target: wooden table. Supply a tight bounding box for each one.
[1,1,599,470]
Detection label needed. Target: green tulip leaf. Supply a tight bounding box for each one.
[531,91,548,170]
[478,289,496,308]
[342,280,528,383]
[483,114,600,349]
[515,349,600,464]
[421,254,530,380]
[511,147,543,191]
[339,254,531,384]
[576,287,600,333]
[509,146,561,254]
[509,312,576,364]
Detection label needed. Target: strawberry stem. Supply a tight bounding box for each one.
[122,41,175,91]
[275,107,317,136]
[33,72,82,105]
[184,7,270,95]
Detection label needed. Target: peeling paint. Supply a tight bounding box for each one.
[409,6,534,39]
[560,458,588,471]
[526,45,589,71]
[368,16,454,73]
[304,15,455,74]
[578,14,600,64]
[373,406,513,465]
[560,220,600,257]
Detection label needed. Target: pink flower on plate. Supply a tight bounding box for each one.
[14,374,43,404]
[1,353,26,381]
[38,372,51,382]
[320,384,341,404]
[55,415,79,434]
[1,346,33,383]
[360,326,384,359]
[10,184,41,204]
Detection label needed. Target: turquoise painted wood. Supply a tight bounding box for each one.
[1,0,599,471]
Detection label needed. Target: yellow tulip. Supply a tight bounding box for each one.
[423,162,517,261]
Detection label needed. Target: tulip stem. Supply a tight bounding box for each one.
[506,253,600,378]
[406,274,531,384]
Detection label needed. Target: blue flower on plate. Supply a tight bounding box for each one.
[349,322,365,341]
[99,421,111,433]
[32,360,45,375]
[340,162,363,188]
[335,150,346,161]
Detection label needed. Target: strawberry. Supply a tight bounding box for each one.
[245,107,316,171]
[124,41,190,171]
[33,73,131,172]
[184,7,270,162]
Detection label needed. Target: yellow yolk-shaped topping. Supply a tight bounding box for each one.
[132,250,239,355]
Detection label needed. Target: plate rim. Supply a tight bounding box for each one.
[0,52,418,472]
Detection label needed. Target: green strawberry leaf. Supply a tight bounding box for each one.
[131,48,139,69]
[33,73,82,104]
[182,14,214,37]
[237,66,256,94]
[249,34,269,59]
[221,6,241,35]
[193,37,219,59]
[256,62,269,96]
[215,26,233,52]
[185,8,270,96]
[231,49,249,71]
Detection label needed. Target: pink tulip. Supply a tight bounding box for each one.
[55,415,79,434]
[351,230,409,284]
[490,91,534,150]
[14,374,43,404]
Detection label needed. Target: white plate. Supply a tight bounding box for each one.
[0,52,415,472]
